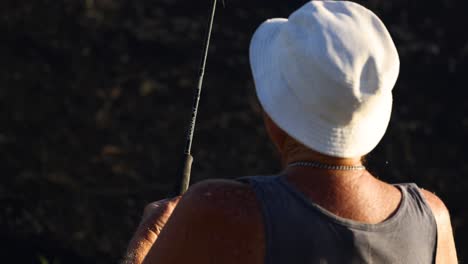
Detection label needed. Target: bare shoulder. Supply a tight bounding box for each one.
[179,179,264,262]
[144,178,264,264]
[420,189,458,264]
[420,189,451,224]
[183,178,259,210]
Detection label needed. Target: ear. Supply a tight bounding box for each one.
[262,112,287,154]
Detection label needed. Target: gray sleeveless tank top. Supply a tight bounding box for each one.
[237,175,437,264]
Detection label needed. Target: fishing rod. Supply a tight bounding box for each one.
[173,0,219,196]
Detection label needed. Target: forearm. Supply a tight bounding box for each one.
[122,226,159,264]
[122,197,180,264]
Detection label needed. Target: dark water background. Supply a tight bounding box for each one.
[1,0,467,263]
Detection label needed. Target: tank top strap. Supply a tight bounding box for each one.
[393,183,438,262]
[394,183,437,220]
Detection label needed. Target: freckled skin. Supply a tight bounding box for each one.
[133,115,458,264]
[142,179,265,264]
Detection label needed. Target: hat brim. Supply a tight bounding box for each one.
[249,19,393,158]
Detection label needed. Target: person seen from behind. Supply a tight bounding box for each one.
[124,1,458,263]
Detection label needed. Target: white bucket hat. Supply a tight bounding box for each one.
[250,0,400,158]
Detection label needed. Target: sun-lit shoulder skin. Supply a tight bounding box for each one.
[142,179,265,264]
[421,189,458,264]
[182,179,260,213]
